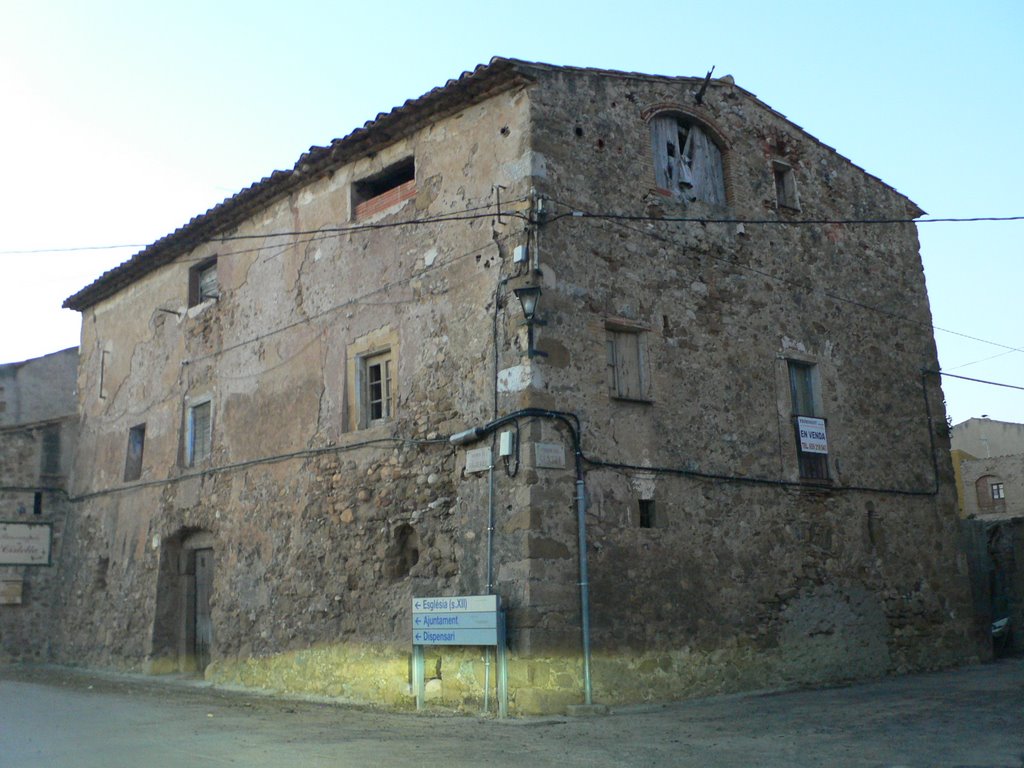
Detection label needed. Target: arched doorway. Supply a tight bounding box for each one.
[151,529,215,675]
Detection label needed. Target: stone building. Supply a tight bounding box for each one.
[950,418,1024,654]
[58,59,981,714]
[0,347,78,660]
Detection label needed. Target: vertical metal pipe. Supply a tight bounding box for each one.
[484,461,496,713]
[576,477,593,705]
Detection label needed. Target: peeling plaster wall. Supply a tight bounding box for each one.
[57,88,542,679]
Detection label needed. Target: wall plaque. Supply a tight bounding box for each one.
[0,522,52,566]
[534,442,566,469]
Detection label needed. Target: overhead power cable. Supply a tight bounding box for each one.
[0,211,1020,256]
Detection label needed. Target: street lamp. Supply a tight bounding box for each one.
[512,284,547,358]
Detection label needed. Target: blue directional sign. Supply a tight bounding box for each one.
[412,595,500,646]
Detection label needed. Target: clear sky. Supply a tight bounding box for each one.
[1,0,1021,426]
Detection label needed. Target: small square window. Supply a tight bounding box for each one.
[352,158,416,220]
[187,401,212,466]
[773,161,800,210]
[189,258,219,307]
[124,424,146,481]
[361,351,394,427]
[606,328,648,401]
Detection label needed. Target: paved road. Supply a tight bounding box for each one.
[1,660,1022,767]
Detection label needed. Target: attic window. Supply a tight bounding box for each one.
[188,258,218,306]
[773,161,800,210]
[650,115,726,205]
[353,158,416,220]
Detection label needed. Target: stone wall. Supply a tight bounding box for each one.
[0,349,78,661]
[52,61,982,714]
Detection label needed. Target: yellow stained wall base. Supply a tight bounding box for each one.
[187,637,969,716]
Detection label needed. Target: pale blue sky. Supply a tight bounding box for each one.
[1,0,1021,425]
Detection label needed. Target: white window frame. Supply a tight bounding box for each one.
[991,482,1005,501]
[359,350,394,428]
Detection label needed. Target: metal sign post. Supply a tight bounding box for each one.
[412,595,507,717]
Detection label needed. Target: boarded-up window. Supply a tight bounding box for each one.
[189,258,219,306]
[188,401,212,466]
[124,424,146,481]
[606,328,647,401]
[40,426,61,476]
[651,116,726,205]
[788,361,828,480]
[773,161,800,210]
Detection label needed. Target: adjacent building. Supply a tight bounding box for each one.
[0,347,78,660]
[54,59,981,713]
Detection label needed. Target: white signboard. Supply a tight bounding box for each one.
[0,522,52,566]
[797,417,828,455]
[464,447,492,474]
[412,595,500,646]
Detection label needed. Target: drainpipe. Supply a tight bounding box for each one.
[575,473,594,706]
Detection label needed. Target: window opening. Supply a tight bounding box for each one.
[650,115,725,205]
[124,423,146,481]
[353,158,416,220]
[187,401,212,466]
[991,482,1005,501]
[361,351,393,426]
[773,161,800,210]
[639,499,655,529]
[788,361,828,480]
[40,425,61,476]
[33,492,42,515]
[99,349,110,400]
[189,258,219,306]
[606,328,647,401]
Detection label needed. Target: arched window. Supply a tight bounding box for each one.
[650,114,726,205]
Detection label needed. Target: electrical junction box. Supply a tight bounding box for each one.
[513,245,528,263]
[499,431,515,457]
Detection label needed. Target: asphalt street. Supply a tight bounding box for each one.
[0,659,1022,767]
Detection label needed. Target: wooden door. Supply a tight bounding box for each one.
[193,548,213,672]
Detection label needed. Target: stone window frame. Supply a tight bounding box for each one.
[346,327,400,432]
[605,318,652,403]
[645,107,729,206]
[185,397,213,467]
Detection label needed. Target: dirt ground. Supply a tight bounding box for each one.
[1,659,1022,767]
